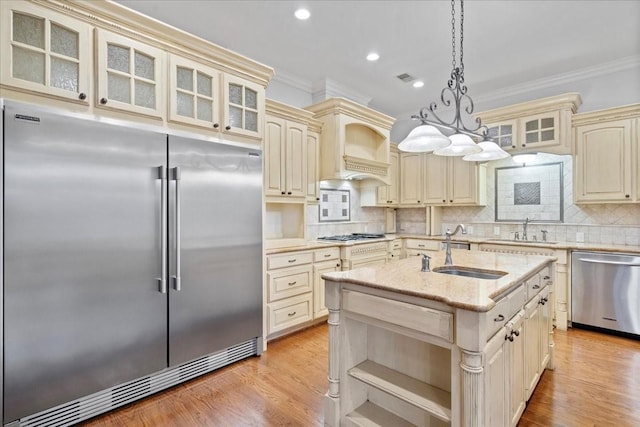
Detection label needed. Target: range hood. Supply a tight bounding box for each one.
[305,98,395,186]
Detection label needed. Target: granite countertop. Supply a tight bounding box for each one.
[397,234,640,254]
[322,250,556,312]
[265,236,394,255]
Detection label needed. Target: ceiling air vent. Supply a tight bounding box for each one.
[396,73,415,83]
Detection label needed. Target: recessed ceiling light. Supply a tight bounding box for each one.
[366,53,380,61]
[294,8,310,20]
[412,81,425,88]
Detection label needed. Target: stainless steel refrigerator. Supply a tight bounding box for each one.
[1,100,263,426]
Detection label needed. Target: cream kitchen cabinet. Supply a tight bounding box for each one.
[404,238,440,257]
[96,28,165,118]
[423,155,487,206]
[476,93,581,155]
[168,54,220,129]
[399,152,424,206]
[572,105,640,203]
[313,247,341,318]
[265,100,315,200]
[306,125,322,203]
[0,1,273,138]
[0,1,91,104]
[360,146,400,207]
[266,251,314,338]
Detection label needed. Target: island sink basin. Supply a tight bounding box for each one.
[433,266,507,280]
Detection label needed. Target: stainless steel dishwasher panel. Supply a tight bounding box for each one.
[571,251,640,335]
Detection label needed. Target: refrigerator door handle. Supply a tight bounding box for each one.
[158,166,168,294]
[173,166,182,291]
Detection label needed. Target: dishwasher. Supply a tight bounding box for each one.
[571,251,640,337]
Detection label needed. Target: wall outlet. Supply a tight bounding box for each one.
[576,231,585,243]
[494,226,500,236]
[467,225,474,234]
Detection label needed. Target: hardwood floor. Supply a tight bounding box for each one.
[81,324,640,427]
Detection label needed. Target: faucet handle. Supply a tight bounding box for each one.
[541,229,548,242]
[514,231,520,240]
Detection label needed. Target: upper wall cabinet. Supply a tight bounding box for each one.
[477,93,582,155]
[360,145,399,207]
[572,105,640,204]
[306,119,323,203]
[423,155,487,206]
[0,1,273,140]
[0,1,91,104]
[265,100,320,201]
[305,98,395,185]
[96,29,165,118]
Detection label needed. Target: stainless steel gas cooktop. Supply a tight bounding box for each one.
[317,233,385,242]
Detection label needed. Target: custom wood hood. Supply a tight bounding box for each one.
[305,97,395,185]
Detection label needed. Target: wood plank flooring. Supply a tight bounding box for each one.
[81,325,640,427]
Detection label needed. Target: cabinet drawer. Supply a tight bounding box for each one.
[342,290,453,342]
[268,293,313,334]
[389,249,402,261]
[267,251,313,269]
[314,247,340,262]
[390,240,402,250]
[405,239,440,251]
[526,274,543,301]
[268,266,312,302]
[484,296,509,340]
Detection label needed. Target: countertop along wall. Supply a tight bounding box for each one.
[397,153,640,247]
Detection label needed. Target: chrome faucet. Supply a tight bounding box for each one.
[444,224,467,266]
[522,217,529,241]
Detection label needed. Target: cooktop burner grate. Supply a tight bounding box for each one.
[318,233,385,242]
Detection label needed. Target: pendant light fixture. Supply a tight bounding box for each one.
[398,0,510,162]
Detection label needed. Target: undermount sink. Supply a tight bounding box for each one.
[486,238,558,245]
[433,266,507,280]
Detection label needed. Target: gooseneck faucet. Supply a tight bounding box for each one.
[522,217,529,241]
[444,224,467,266]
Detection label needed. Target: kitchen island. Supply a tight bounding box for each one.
[322,250,555,427]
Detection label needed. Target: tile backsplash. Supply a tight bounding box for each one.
[399,153,640,247]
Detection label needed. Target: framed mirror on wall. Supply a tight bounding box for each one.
[495,162,564,222]
[319,188,350,222]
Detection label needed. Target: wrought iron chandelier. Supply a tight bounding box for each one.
[398,0,509,161]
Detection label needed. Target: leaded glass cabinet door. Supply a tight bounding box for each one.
[519,111,560,150]
[168,54,220,129]
[96,29,165,118]
[0,1,91,103]
[485,120,518,151]
[223,74,264,140]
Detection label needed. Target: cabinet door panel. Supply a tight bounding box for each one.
[423,155,447,205]
[400,153,423,205]
[286,122,307,197]
[575,120,632,202]
[449,157,476,204]
[264,117,286,196]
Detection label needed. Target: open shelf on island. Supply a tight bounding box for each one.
[345,401,415,427]
[348,360,452,423]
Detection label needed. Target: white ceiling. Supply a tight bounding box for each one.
[115,0,640,118]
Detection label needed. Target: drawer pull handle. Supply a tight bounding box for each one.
[494,314,505,322]
[512,330,520,337]
[288,259,296,263]
[287,311,297,317]
[288,281,297,286]
[324,254,331,258]
[505,334,514,342]
[543,276,550,280]
[533,284,540,289]
[418,244,425,248]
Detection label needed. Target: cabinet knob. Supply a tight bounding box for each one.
[287,191,292,195]
[225,125,231,131]
[213,123,220,128]
[625,194,630,198]
[449,199,453,203]
[512,145,516,149]
[336,263,341,267]
[281,191,285,195]
[522,144,526,147]
[99,98,108,105]
[417,200,421,203]
[442,199,446,203]
[78,92,87,100]
[316,197,320,201]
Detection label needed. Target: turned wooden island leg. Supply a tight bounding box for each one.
[324,280,341,426]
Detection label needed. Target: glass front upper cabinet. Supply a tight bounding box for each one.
[223,74,264,139]
[1,1,91,102]
[486,120,517,150]
[519,111,560,150]
[96,29,164,117]
[168,54,220,129]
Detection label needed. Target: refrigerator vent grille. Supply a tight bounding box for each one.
[12,339,258,427]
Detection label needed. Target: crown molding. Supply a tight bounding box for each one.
[311,78,372,107]
[475,55,640,106]
[270,69,313,93]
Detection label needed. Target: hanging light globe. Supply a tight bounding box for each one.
[397,124,451,153]
[433,133,481,156]
[462,140,510,161]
